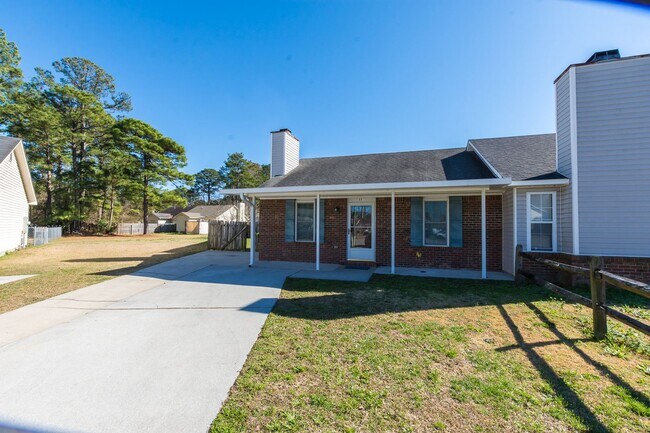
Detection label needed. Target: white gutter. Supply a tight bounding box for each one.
[509,179,569,187]
[220,178,512,196]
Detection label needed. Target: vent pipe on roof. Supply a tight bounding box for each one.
[586,49,620,64]
[270,129,300,177]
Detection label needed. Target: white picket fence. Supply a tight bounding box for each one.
[28,226,63,246]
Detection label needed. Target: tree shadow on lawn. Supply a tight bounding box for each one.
[62,242,208,277]
[274,274,648,433]
[275,274,547,320]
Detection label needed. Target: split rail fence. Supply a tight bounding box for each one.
[207,221,251,251]
[515,244,650,339]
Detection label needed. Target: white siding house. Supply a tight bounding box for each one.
[0,137,37,255]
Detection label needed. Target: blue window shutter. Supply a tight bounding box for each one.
[449,196,463,247]
[410,197,423,247]
[285,199,295,242]
[319,199,325,244]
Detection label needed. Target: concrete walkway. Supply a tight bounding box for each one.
[0,274,34,286]
[0,251,296,433]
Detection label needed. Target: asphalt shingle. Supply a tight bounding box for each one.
[468,133,564,181]
[261,148,495,188]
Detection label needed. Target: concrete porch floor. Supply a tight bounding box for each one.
[256,260,375,282]
[255,260,512,282]
[374,266,513,281]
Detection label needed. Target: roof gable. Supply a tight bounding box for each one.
[186,205,237,219]
[0,136,37,205]
[467,134,565,181]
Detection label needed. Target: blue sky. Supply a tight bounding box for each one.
[2,0,650,173]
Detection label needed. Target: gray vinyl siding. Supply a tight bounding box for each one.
[556,73,572,177]
[575,56,650,256]
[501,190,514,275]
[555,73,574,254]
[557,186,573,253]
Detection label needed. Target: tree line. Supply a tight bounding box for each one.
[0,29,268,233]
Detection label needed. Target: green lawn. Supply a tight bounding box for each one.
[212,276,649,433]
[0,234,207,314]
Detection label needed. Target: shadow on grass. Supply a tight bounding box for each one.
[65,242,208,277]
[273,274,548,320]
[273,274,649,433]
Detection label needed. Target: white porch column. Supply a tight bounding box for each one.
[315,193,320,271]
[249,196,256,267]
[481,189,487,279]
[391,191,395,274]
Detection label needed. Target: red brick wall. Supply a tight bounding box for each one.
[259,195,503,271]
[523,252,650,286]
[375,196,502,271]
[258,199,347,264]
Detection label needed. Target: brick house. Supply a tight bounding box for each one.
[221,50,650,282]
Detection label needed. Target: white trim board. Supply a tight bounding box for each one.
[569,67,580,255]
[466,141,502,178]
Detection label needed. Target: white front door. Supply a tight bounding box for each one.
[347,198,375,262]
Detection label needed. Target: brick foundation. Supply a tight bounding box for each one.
[258,195,502,271]
[522,252,650,286]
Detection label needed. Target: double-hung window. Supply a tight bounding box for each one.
[295,200,315,242]
[527,192,556,252]
[423,199,449,246]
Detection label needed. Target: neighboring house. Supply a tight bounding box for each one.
[0,137,37,255]
[160,206,187,218]
[173,212,205,234]
[147,212,174,225]
[220,50,650,282]
[185,204,248,222]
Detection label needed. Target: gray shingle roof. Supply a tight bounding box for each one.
[468,133,565,181]
[152,212,173,219]
[261,148,495,188]
[186,205,236,219]
[0,136,22,163]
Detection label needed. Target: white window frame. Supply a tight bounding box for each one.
[526,191,557,252]
[295,199,315,242]
[423,196,450,247]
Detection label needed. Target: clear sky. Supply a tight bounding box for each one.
[2,0,650,173]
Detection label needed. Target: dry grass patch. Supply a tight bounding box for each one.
[212,276,649,433]
[0,234,207,313]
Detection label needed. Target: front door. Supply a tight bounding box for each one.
[347,199,375,262]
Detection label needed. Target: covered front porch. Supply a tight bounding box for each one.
[252,257,512,282]
[237,179,511,280]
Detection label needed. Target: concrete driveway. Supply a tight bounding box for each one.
[0,251,296,433]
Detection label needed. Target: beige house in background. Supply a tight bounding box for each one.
[0,137,37,255]
[173,212,205,234]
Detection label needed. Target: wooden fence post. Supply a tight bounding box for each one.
[589,256,607,340]
[514,244,524,286]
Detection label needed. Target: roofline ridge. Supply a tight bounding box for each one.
[299,147,467,162]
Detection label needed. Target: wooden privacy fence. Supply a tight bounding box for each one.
[208,221,250,251]
[117,223,159,235]
[515,244,650,339]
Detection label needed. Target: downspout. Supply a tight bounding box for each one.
[240,193,256,267]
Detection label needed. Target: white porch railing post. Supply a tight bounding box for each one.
[391,191,395,274]
[249,196,256,267]
[481,189,487,279]
[316,194,320,271]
